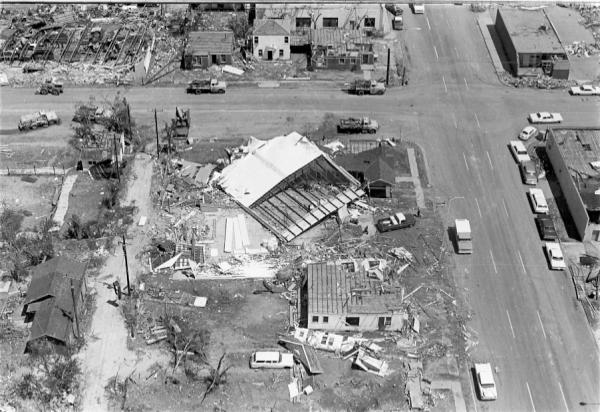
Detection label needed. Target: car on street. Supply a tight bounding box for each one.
[536,215,558,241]
[519,160,537,185]
[528,112,563,124]
[570,85,600,96]
[545,242,566,270]
[474,363,497,401]
[509,140,531,163]
[529,188,549,214]
[519,126,538,141]
[376,212,416,233]
[250,351,294,369]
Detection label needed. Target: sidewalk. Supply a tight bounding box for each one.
[475,14,505,75]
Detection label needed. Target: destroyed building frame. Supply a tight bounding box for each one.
[217,132,365,242]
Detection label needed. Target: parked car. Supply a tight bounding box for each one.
[385,4,404,15]
[528,112,563,124]
[519,126,538,141]
[412,2,425,14]
[474,363,498,401]
[529,188,549,214]
[570,85,600,96]
[35,82,63,96]
[509,140,531,163]
[535,216,558,241]
[519,160,537,185]
[545,242,566,270]
[250,351,294,369]
[376,212,416,233]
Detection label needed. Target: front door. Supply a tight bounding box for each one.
[267,50,273,61]
[378,317,385,331]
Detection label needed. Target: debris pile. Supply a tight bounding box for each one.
[499,72,576,89]
[564,40,599,56]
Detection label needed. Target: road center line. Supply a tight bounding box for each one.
[452,112,457,129]
[474,112,481,128]
[463,152,469,171]
[426,16,431,30]
[486,151,494,170]
[518,250,527,274]
[506,310,516,338]
[433,45,439,60]
[526,382,537,412]
[464,77,469,90]
[454,46,459,58]
[502,199,509,217]
[490,250,497,274]
[475,197,482,218]
[442,76,448,93]
[558,382,569,412]
[537,310,547,340]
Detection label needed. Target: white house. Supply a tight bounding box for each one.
[252,19,291,61]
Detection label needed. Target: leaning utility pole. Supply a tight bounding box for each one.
[70,279,80,338]
[122,233,131,295]
[113,133,121,183]
[386,48,391,86]
[154,108,159,159]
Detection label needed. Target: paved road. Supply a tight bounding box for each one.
[0,5,599,411]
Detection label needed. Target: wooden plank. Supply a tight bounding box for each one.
[233,215,243,252]
[237,214,250,247]
[224,217,234,253]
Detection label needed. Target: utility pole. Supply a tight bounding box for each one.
[154,108,159,159]
[113,133,120,183]
[122,233,131,296]
[386,48,391,86]
[70,279,80,338]
[126,98,132,138]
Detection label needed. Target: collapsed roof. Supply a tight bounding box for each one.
[217,132,364,241]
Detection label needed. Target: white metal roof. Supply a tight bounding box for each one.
[254,351,281,362]
[218,132,357,207]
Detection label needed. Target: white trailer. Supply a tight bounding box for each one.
[455,219,473,254]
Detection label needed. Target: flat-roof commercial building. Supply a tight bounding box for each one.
[546,127,600,241]
[495,8,569,78]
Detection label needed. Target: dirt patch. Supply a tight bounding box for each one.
[63,173,113,225]
[0,175,60,229]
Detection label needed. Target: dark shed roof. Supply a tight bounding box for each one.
[187,31,234,56]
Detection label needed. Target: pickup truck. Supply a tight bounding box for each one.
[570,85,600,96]
[337,117,379,134]
[344,80,386,96]
[186,78,227,94]
[528,112,563,124]
[376,212,416,233]
[18,111,60,131]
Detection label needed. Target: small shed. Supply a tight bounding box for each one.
[183,31,234,70]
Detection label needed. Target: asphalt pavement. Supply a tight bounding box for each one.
[0,5,599,411]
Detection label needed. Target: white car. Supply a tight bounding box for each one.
[250,351,294,369]
[528,112,563,124]
[570,85,600,96]
[545,242,566,270]
[474,363,497,401]
[529,188,549,214]
[519,126,538,141]
[509,140,531,163]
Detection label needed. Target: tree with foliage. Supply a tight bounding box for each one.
[227,14,251,41]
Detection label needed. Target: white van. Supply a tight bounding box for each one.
[474,363,498,401]
[529,188,549,214]
[250,351,294,369]
[413,2,425,14]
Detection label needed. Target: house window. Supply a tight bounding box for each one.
[220,54,227,63]
[296,17,311,28]
[323,17,338,28]
[258,49,263,57]
[312,315,319,322]
[345,317,360,326]
[284,36,289,44]
[254,36,259,43]
[322,316,329,323]
[339,58,346,65]
[350,58,356,64]
[364,17,375,28]
[384,317,392,326]
[279,49,284,57]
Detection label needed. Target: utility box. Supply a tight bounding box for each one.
[455,219,473,254]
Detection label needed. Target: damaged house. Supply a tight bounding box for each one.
[305,261,407,332]
[21,257,87,353]
[183,31,234,70]
[217,132,365,242]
